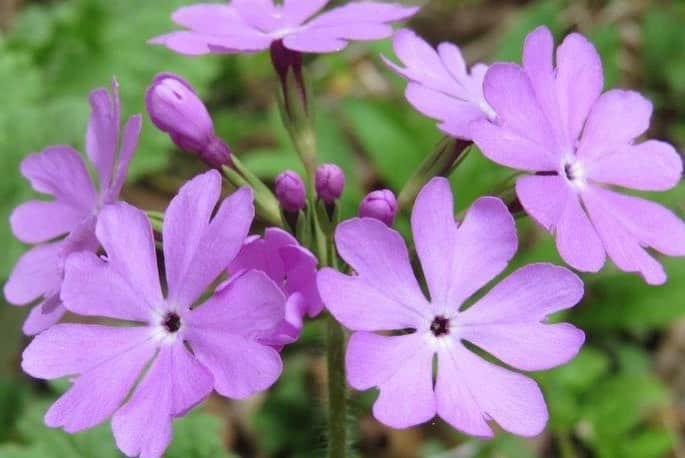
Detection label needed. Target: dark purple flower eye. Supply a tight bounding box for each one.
[429,316,450,337]
[163,312,181,333]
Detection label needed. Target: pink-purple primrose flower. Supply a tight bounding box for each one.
[151,0,418,56]
[383,28,495,140]
[470,26,685,284]
[22,171,288,458]
[319,177,585,436]
[4,79,142,335]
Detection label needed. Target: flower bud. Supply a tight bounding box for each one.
[145,73,230,168]
[359,189,398,226]
[315,164,345,203]
[275,170,306,213]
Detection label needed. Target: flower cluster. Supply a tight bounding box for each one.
[4,2,684,458]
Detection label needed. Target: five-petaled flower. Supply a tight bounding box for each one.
[4,79,142,335]
[21,171,287,458]
[150,0,417,55]
[471,26,685,284]
[318,177,585,437]
[383,29,495,140]
[230,227,323,349]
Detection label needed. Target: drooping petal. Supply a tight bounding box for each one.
[86,86,119,191]
[185,330,282,399]
[20,146,97,212]
[585,140,683,191]
[437,343,548,437]
[187,270,285,338]
[516,175,606,272]
[4,243,61,306]
[555,32,603,146]
[164,171,254,307]
[347,332,436,428]
[22,324,154,379]
[10,200,87,244]
[61,251,157,322]
[112,343,213,458]
[479,63,560,169]
[96,202,163,307]
[577,90,652,161]
[44,339,156,433]
[458,264,585,371]
[444,196,517,312]
[22,296,66,336]
[582,186,685,284]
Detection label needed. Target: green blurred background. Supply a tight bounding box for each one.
[1,0,684,457]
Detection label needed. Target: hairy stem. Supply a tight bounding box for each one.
[326,312,347,458]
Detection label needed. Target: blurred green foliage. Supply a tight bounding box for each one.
[0,0,684,457]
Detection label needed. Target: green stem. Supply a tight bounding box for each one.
[326,316,347,458]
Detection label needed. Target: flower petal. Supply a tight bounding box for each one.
[516,175,606,272]
[585,140,683,191]
[22,296,66,336]
[577,90,652,161]
[96,202,164,308]
[105,114,142,203]
[458,264,585,371]
[61,252,156,322]
[321,218,429,331]
[86,85,119,191]
[555,32,603,146]
[438,343,548,437]
[479,63,559,169]
[150,31,271,55]
[280,244,323,317]
[112,343,213,458]
[171,3,252,34]
[185,331,282,399]
[20,146,97,211]
[22,324,154,379]
[347,332,436,428]
[43,338,156,433]
[583,186,685,284]
[188,270,285,338]
[4,243,61,306]
[283,0,329,26]
[10,200,87,244]
[164,171,254,306]
[445,196,517,311]
[405,83,484,139]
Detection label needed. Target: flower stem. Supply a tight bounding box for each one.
[326,312,347,458]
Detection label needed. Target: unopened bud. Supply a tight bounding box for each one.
[359,189,398,226]
[145,72,230,168]
[315,164,345,203]
[275,170,306,213]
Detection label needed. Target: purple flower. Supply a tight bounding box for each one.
[315,163,346,203]
[151,1,417,56]
[470,26,685,284]
[382,29,495,139]
[275,170,307,212]
[358,189,398,226]
[230,227,322,348]
[318,177,584,436]
[145,73,230,168]
[4,79,142,335]
[22,171,286,458]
